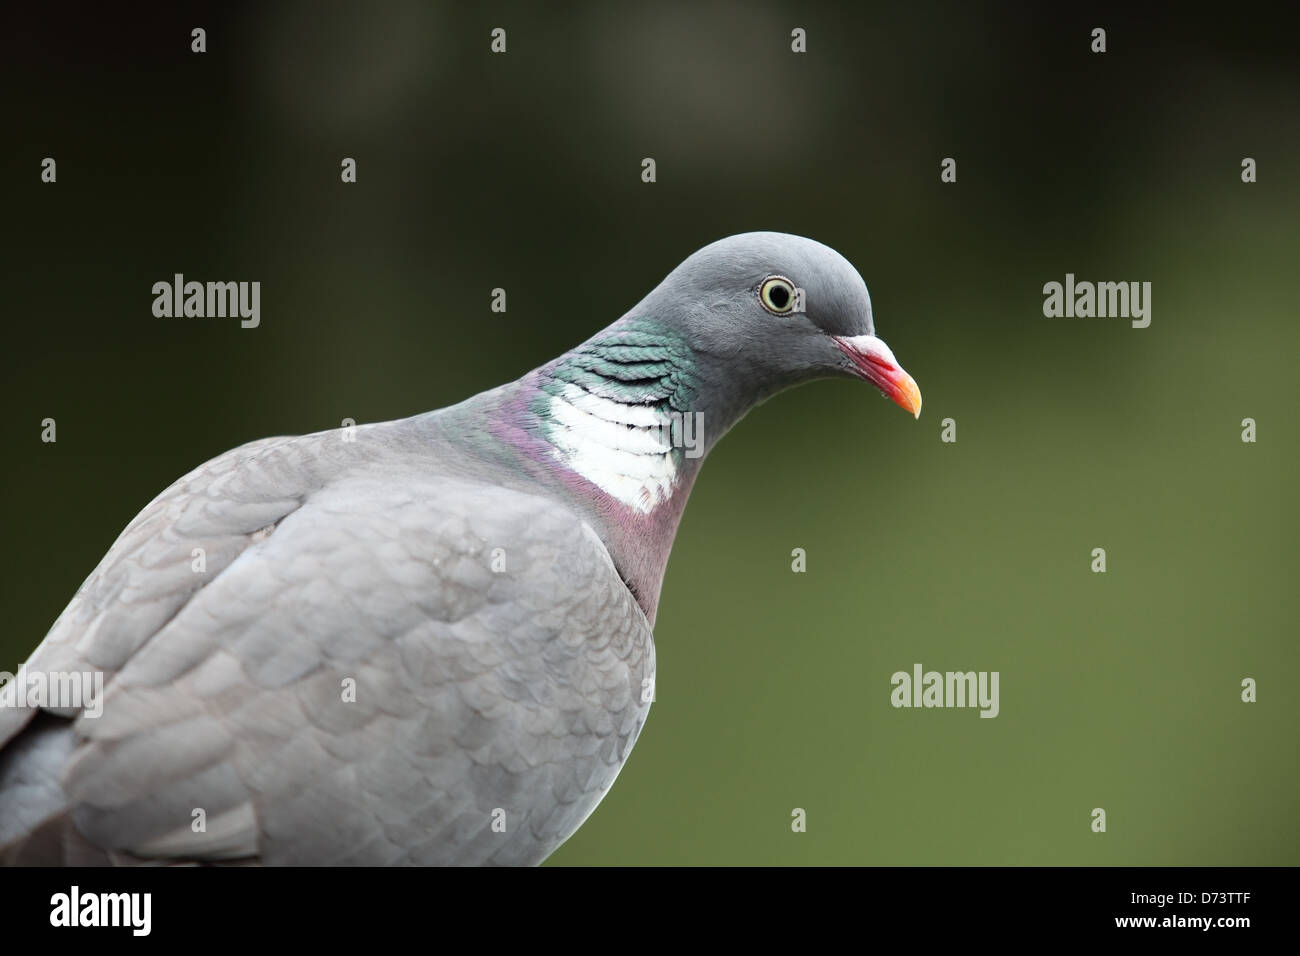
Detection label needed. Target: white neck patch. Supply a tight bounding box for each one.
[547,383,678,513]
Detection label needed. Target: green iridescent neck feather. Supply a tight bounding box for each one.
[537,317,699,412]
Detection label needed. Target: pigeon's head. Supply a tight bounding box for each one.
[642,231,922,419]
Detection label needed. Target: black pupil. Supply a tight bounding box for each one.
[768,284,790,309]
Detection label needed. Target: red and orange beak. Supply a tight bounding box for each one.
[831,334,922,419]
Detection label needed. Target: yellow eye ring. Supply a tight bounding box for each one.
[759,276,797,315]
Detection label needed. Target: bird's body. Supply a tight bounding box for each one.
[0,233,920,865]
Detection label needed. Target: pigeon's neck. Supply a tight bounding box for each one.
[435,316,735,624]
[530,317,703,516]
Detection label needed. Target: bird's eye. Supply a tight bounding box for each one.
[759,276,796,315]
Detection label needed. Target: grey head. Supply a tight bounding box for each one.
[625,231,922,446]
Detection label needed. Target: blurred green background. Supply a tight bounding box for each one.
[2,1,1297,865]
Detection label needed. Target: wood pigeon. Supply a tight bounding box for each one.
[0,232,921,865]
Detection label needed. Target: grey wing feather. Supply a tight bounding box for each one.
[0,427,653,865]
